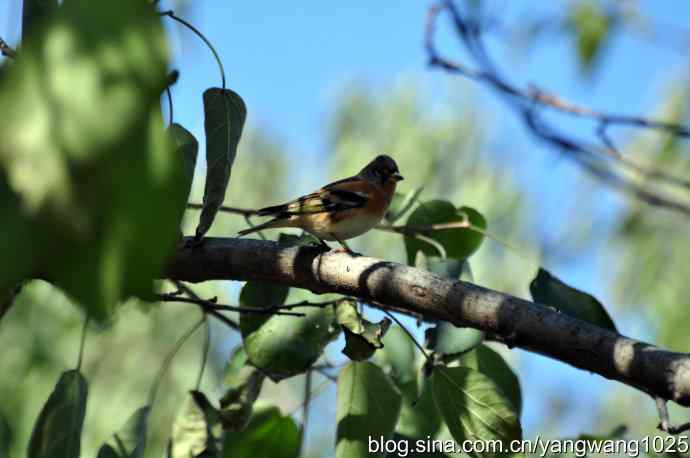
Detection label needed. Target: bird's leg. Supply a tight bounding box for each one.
[330,234,359,256]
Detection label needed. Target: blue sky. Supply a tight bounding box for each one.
[3,0,689,448]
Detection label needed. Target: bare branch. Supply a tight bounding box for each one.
[425,1,690,216]
[187,202,258,216]
[166,237,690,409]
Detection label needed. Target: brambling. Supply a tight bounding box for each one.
[238,155,404,253]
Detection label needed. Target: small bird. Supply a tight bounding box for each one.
[238,155,404,253]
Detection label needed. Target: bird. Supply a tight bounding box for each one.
[238,155,404,253]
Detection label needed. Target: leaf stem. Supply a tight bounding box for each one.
[159,10,227,89]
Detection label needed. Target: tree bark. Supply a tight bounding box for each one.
[167,237,690,408]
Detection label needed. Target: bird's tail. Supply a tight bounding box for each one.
[237,218,291,237]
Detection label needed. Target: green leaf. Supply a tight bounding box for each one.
[426,322,484,362]
[458,345,522,415]
[222,407,300,458]
[219,346,265,431]
[529,268,617,332]
[568,0,611,74]
[377,326,416,385]
[336,300,391,361]
[28,370,88,458]
[0,0,185,320]
[170,391,222,458]
[240,283,338,381]
[0,410,12,458]
[385,187,423,224]
[432,367,521,457]
[195,88,247,238]
[395,377,442,441]
[169,123,199,205]
[404,200,486,265]
[97,406,150,458]
[336,362,402,458]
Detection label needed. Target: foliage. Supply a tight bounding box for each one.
[5,0,687,455]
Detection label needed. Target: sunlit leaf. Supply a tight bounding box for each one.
[28,370,88,458]
[97,406,149,458]
[195,88,247,238]
[458,344,522,415]
[529,268,617,332]
[240,282,338,381]
[336,362,402,458]
[415,251,464,280]
[220,346,265,431]
[0,0,184,320]
[170,391,222,458]
[432,367,521,457]
[222,407,300,458]
[404,200,486,265]
[336,300,391,361]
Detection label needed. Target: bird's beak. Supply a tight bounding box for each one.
[392,173,404,182]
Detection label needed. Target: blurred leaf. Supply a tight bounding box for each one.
[415,251,464,279]
[240,282,338,381]
[336,362,402,458]
[530,268,617,332]
[573,424,627,443]
[377,326,416,385]
[22,0,58,39]
[0,411,12,458]
[432,367,521,457]
[195,88,247,239]
[458,344,522,415]
[404,200,486,265]
[336,300,391,361]
[385,187,423,223]
[0,0,184,320]
[169,123,199,205]
[28,369,88,458]
[171,391,222,458]
[568,0,611,74]
[97,406,150,458]
[219,346,265,431]
[426,322,484,362]
[222,407,300,458]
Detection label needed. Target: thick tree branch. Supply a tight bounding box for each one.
[166,237,690,408]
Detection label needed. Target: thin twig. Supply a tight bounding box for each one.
[425,1,690,216]
[656,396,690,435]
[187,202,258,216]
[0,37,16,59]
[196,315,210,390]
[172,281,239,330]
[156,292,306,317]
[158,10,226,89]
[76,316,90,371]
[299,370,313,456]
[148,317,205,406]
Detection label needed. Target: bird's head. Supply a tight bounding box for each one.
[360,154,404,185]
